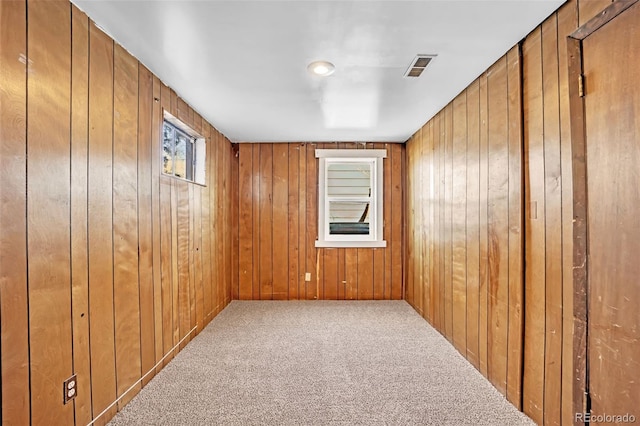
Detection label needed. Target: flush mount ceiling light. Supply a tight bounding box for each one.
[307,60,335,76]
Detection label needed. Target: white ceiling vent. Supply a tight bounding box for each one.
[404,54,436,78]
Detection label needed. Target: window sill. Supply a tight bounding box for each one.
[315,240,387,248]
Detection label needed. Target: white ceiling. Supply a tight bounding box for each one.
[72,0,564,143]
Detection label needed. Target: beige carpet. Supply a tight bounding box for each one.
[108,301,534,425]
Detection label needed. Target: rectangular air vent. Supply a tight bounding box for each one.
[404,54,436,78]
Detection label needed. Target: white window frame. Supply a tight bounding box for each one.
[162,111,206,185]
[315,149,386,248]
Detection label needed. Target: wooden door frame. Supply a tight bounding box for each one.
[567,1,639,423]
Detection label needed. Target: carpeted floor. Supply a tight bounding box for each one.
[108,301,534,425]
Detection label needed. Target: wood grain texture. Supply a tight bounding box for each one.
[113,43,142,407]
[522,27,546,425]
[506,45,524,410]
[70,5,93,423]
[233,143,404,300]
[541,16,563,426]
[26,1,74,424]
[137,64,156,386]
[88,20,118,422]
[487,57,509,397]
[0,1,30,424]
[583,1,640,418]
[1,5,233,424]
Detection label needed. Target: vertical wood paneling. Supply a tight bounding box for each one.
[27,2,74,422]
[151,75,163,373]
[238,143,253,299]
[88,20,117,422]
[542,15,563,426]
[506,46,524,410]
[465,80,481,369]
[478,74,490,378]
[234,143,404,300]
[272,144,289,299]
[1,5,234,424]
[0,1,30,424]
[452,93,467,354]
[70,5,92,423]
[113,44,142,407]
[137,65,156,386]
[259,144,274,299]
[523,27,546,425]
[557,2,578,424]
[486,57,509,396]
[288,144,300,300]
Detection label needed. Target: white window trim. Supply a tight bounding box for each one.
[315,149,387,248]
[163,111,206,186]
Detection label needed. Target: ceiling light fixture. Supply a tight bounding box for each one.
[307,60,335,76]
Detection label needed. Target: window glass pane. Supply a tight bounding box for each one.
[329,200,370,235]
[186,139,193,181]
[327,162,370,197]
[162,123,174,175]
[174,131,189,178]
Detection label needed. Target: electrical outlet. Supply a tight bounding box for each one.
[305,272,311,282]
[63,374,77,404]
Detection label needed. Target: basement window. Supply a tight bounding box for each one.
[315,149,386,248]
[162,112,206,185]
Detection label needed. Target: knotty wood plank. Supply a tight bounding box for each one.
[238,144,253,299]
[506,45,524,409]
[272,144,289,299]
[137,64,155,385]
[478,73,489,377]
[541,16,563,425]
[88,21,117,420]
[452,93,468,354]
[404,137,414,306]
[210,131,219,310]
[113,44,142,407]
[425,123,436,323]
[287,144,300,300]
[0,1,30,423]
[486,57,510,396]
[466,80,481,369]
[390,143,404,300]
[259,144,274,299]
[522,28,546,425]
[557,2,578,423]
[70,6,92,423]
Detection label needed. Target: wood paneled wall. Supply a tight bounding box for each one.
[405,1,615,425]
[0,2,235,425]
[233,143,405,300]
[406,45,523,405]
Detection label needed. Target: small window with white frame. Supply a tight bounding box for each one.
[316,149,386,248]
[162,111,206,185]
